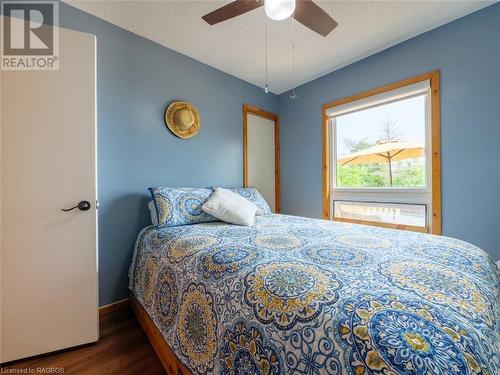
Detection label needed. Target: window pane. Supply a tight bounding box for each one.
[334,201,426,227]
[335,95,426,188]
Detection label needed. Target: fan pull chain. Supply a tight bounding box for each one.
[264,15,269,94]
[290,14,298,99]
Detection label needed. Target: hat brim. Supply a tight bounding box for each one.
[165,101,200,139]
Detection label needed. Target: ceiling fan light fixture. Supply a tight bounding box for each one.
[265,0,296,21]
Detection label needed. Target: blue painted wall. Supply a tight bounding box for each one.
[278,4,500,260]
[11,2,499,305]
[56,3,279,305]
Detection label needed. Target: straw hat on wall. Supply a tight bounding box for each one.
[164,101,200,139]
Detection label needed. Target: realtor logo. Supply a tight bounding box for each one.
[1,0,59,70]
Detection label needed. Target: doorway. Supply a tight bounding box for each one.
[243,104,280,213]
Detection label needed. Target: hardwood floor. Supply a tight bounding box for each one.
[1,306,165,374]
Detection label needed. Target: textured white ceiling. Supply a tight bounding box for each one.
[65,0,494,94]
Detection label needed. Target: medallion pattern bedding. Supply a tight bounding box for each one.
[129,214,499,374]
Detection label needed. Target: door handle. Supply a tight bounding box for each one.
[61,200,91,212]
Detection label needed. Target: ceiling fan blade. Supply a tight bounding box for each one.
[202,0,264,25]
[294,0,338,37]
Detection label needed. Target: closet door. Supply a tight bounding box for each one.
[1,24,98,362]
[243,105,280,212]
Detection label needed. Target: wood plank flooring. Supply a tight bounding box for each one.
[1,306,165,374]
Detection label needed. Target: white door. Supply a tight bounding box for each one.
[246,113,277,212]
[1,23,98,362]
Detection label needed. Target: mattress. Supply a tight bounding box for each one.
[129,214,499,374]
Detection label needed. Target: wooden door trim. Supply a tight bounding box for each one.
[321,71,441,234]
[243,104,281,213]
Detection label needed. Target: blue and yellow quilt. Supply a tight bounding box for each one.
[129,214,499,374]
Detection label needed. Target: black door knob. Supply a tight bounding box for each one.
[61,200,91,212]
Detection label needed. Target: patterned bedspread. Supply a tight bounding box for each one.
[129,214,499,374]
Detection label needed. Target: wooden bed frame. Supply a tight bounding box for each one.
[130,297,192,375]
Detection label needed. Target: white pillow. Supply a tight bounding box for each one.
[202,187,258,226]
[148,200,158,226]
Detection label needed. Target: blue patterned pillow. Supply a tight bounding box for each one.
[149,187,217,227]
[231,187,272,215]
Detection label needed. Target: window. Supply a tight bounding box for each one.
[322,72,441,234]
[333,201,427,228]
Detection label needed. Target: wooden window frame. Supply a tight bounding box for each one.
[243,104,281,213]
[322,71,441,234]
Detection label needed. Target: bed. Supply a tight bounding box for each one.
[129,213,499,374]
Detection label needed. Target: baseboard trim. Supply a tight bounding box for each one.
[99,298,130,315]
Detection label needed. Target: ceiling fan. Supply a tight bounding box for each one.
[202,0,338,37]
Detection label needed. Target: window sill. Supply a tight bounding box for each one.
[332,217,428,233]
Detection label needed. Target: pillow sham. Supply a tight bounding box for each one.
[231,187,272,215]
[202,187,258,226]
[149,187,217,227]
[147,200,158,226]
